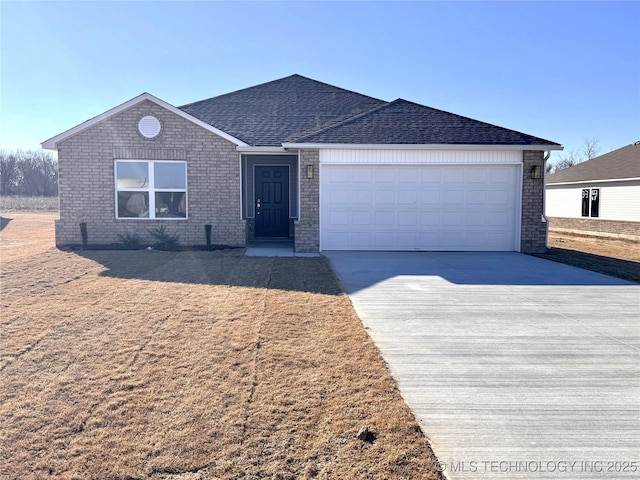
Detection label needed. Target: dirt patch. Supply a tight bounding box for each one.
[535,230,640,283]
[0,213,442,479]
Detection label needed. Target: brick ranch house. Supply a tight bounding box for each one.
[546,141,640,241]
[42,74,562,253]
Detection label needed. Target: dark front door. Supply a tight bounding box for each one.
[255,166,289,237]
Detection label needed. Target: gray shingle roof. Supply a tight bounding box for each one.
[289,99,560,146]
[547,142,640,184]
[179,74,386,146]
[179,74,560,148]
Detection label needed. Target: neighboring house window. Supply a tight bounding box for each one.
[581,189,590,217]
[580,188,599,218]
[115,160,187,219]
[590,188,600,218]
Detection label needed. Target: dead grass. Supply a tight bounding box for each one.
[0,195,58,212]
[537,230,640,283]
[0,213,442,479]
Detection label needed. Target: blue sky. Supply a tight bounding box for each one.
[1,1,638,165]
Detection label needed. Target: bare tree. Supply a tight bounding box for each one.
[550,137,600,173]
[0,149,58,196]
[0,150,19,195]
[582,136,600,161]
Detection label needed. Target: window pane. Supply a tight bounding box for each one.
[117,162,149,189]
[155,163,186,189]
[590,188,600,218]
[117,192,149,217]
[155,192,186,218]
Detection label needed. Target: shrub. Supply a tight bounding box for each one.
[117,231,143,249]
[147,226,180,251]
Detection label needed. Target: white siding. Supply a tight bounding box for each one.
[320,149,522,165]
[546,181,640,222]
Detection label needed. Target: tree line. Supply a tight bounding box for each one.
[0,149,58,196]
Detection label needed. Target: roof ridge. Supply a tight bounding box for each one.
[288,99,393,142]
[179,74,385,110]
[179,74,301,109]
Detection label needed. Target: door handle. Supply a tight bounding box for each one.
[256,198,261,214]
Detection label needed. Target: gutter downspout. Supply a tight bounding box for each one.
[542,151,551,249]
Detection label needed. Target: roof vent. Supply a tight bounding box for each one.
[138,115,161,138]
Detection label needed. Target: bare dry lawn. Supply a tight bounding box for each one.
[540,230,640,283]
[0,213,442,479]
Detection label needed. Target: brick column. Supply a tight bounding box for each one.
[520,150,547,253]
[295,149,320,252]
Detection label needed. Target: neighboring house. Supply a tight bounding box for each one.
[546,142,640,240]
[42,74,561,253]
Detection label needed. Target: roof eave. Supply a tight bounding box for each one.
[547,177,640,186]
[236,146,288,153]
[41,92,249,151]
[281,143,563,151]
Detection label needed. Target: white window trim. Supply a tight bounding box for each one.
[114,160,188,220]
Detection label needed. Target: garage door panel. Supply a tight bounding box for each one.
[328,189,349,204]
[375,211,395,225]
[443,212,464,226]
[398,190,417,204]
[351,190,372,204]
[329,211,349,225]
[375,169,395,183]
[466,212,488,226]
[373,231,395,247]
[420,190,440,204]
[321,165,518,251]
[443,190,464,205]
[398,168,420,183]
[467,168,488,182]
[489,190,511,205]
[328,168,350,183]
[490,168,513,183]
[352,168,373,183]
[398,211,417,225]
[375,190,395,204]
[468,190,488,204]
[352,211,372,225]
[420,211,440,226]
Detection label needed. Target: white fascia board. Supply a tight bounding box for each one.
[41,92,249,150]
[236,146,288,153]
[281,143,563,151]
[547,177,640,186]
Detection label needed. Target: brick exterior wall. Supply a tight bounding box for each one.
[294,149,320,252]
[548,217,640,241]
[55,100,245,248]
[520,150,547,253]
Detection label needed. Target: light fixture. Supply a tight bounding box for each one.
[531,165,542,180]
[306,164,314,179]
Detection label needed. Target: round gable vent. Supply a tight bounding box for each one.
[138,115,161,138]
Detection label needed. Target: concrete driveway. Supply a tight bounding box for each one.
[325,252,639,480]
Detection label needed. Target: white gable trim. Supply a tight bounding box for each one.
[282,142,563,151]
[41,92,249,150]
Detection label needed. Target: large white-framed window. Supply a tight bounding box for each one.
[115,160,187,219]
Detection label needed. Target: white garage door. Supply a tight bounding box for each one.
[320,165,520,251]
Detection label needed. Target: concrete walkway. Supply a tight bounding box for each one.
[325,252,639,480]
[245,241,319,257]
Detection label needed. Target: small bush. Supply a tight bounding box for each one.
[117,231,143,249]
[147,226,180,251]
